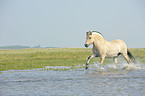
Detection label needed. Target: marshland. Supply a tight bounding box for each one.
[0,48,145,71]
[0,48,145,96]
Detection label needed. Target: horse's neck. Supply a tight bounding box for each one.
[93,35,107,48]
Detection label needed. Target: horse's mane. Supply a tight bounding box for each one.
[92,31,104,38]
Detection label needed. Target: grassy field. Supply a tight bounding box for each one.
[0,48,145,71]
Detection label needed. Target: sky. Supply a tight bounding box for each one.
[0,0,145,48]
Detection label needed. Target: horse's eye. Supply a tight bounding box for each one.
[89,37,91,39]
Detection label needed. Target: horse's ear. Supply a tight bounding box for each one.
[86,32,89,36]
[90,32,92,35]
[89,31,92,35]
[86,31,92,36]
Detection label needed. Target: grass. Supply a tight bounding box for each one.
[0,48,145,71]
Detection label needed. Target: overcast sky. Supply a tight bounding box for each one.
[0,0,145,48]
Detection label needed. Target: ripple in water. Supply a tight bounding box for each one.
[0,62,145,96]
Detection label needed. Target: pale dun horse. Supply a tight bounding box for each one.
[84,31,135,69]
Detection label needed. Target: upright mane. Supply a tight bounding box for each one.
[92,31,104,38]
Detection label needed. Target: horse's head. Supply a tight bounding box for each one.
[84,31,94,48]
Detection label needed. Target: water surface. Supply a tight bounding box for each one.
[0,63,145,96]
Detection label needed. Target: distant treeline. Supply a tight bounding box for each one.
[0,45,58,49]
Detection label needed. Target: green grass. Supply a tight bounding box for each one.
[0,48,144,71]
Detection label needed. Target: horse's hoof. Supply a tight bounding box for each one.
[85,67,88,70]
[85,65,89,69]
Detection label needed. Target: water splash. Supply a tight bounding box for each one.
[122,63,145,70]
[88,61,145,72]
[42,58,145,72]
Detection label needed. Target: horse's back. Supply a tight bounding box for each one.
[110,39,126,46]
[109,39,127,51]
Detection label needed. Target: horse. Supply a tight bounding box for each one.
[84,31,135,69]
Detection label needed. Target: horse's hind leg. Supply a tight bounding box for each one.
[113,57,118,67]
[122,52,130,64]
[113,53,121,66]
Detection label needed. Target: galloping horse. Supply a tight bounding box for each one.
[84,31,135,69]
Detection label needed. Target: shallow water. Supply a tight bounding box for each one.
[0,63,145,96]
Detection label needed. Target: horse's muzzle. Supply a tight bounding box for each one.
[84,44,89,48]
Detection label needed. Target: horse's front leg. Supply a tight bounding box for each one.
[85,55,95,69]
[99,56,105,69]
[100,55,105,65]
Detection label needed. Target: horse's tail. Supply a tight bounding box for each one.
[127,49,136,63]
